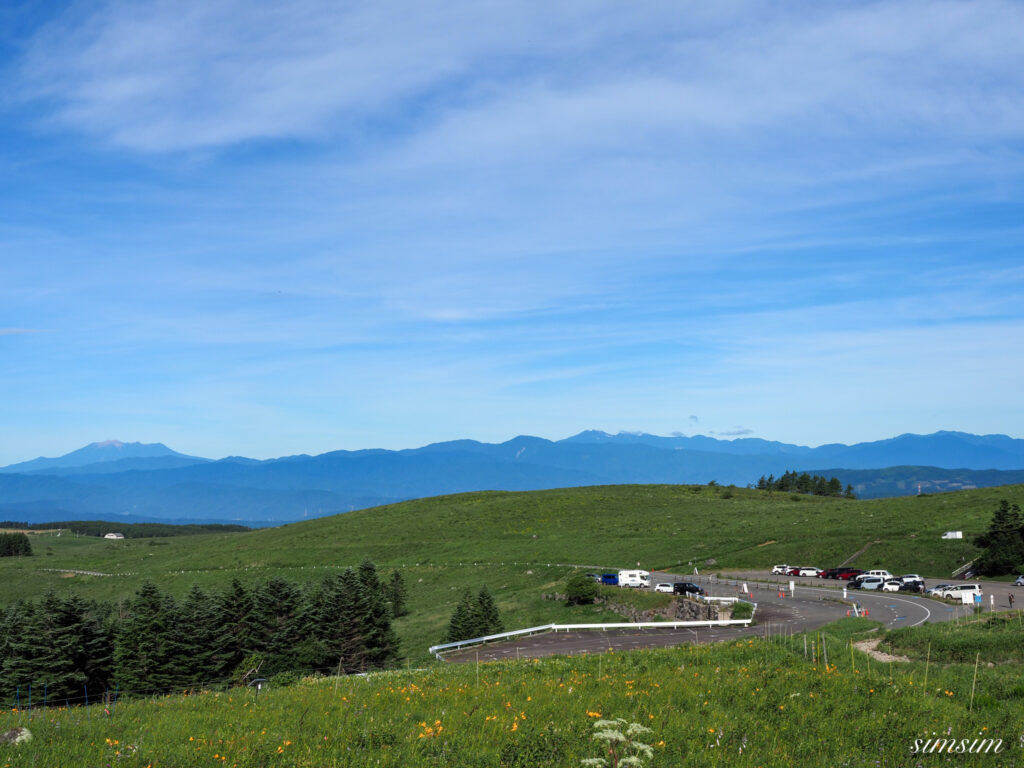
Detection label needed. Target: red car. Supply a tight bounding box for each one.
[836,568,864,580]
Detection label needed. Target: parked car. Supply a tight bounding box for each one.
[771,564,790,575]
[926,583,953,596]
[654,583,674,594]
[881,579,903,592]
[585,573,603,583]
[797,566,822,577]
[851,576,884,591]
[1015,575,1024,587]
[934,583,982,600]
[899,581,925,594]
[836,569,864,580]
[673,582,705,596]
[819,568,843,579]
[898,574,924,584]
[865,569,894,580]
[601,573,619,586]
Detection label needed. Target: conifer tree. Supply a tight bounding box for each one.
[251,577,305,675]
[114,581,180,694]
[975,500,1024,576]
[474,586,503,635]
[357,560,400,670]
[175,585,226,686]
[386,570,408,618]
[215,579,256,676]
[444,590,477,643]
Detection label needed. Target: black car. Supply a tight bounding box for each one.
[672,582,705,596]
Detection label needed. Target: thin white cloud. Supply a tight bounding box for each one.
[15,1,1024,153]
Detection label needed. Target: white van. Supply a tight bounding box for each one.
[618,570,651,589]
[865,569,893,580]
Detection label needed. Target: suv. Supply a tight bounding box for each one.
[673,582,705,596]
[653,583,674,594]
[771,564,790,575]
[1015,575,1024,587]
[836,568,864,580]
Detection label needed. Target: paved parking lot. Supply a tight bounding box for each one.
[441,567,1024,664]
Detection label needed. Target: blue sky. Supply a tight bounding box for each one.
[2,0,1023,464]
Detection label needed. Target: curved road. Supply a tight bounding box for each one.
[441,570,997,664]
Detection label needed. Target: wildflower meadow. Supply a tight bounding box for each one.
[2,617,1022,767]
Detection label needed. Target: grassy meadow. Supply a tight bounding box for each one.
[2,483,1022,662]
[2,617,1023,767]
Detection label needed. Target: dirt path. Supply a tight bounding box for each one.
[853,636,911,663]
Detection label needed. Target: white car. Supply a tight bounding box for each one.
[881,579,903,592]
[771,564,790,575]
[899,574,924,584]
[654,583,674,594]
[1015,575,1024,587]
[797,567,822,577]
[935,583,982,600]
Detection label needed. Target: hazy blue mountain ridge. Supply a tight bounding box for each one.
[2,431,1024,524]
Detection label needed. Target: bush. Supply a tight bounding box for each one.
[565,573,599,605]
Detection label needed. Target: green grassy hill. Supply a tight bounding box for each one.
[2,483,1021,661]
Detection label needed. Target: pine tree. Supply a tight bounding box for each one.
[174,585,226,687]
[474,586,503,635]
[444,590,477,643]
[0,601,45,701]
[386,570,408,618]
[215,579,256,677]
[114,581,180,695]
[975,500,1024,576]
[357,561,400,670]
[251,577,305,675]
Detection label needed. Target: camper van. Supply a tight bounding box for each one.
[617,570,651,589]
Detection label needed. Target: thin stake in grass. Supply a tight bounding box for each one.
[923,642,930,694]
[969,652,980,712]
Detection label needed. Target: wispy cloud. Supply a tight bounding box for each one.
[0,328,43,335]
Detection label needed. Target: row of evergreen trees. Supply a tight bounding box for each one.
[754,471,855,498]
[0,533,32,557]
[0,562,406,704]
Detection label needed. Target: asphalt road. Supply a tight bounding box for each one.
[441,569,1017,664]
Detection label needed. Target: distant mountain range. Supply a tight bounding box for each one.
[2,431,1024,525]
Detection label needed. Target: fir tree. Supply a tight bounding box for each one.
[174,585,226,687]
[386,570,408,618]
[975,500,1024,576]
[474,586,503,635]
[114,581,180,695]
[357,561,400,670]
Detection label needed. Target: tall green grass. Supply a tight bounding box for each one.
[2,618,1021,767]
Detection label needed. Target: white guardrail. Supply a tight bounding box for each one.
[428,600,757,658]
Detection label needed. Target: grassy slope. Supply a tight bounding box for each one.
[3,617,1023,767]
[2,483,1022,661]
